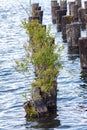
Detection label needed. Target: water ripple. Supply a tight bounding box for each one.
[0,0,87,130]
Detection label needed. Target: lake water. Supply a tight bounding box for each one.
[0,0,87,130]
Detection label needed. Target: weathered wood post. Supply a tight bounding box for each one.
[60,0,67,10]
[78,8,86,30]
[71,4,79,22]
[56,9,67,31]
[33,10,43,24]
[78,37,87,69]
[51,5,60,24]
[31,3,43,24]
[85,14,87,37]
[84,1,87,14]
[51,0,59,7]
[75,0,82,8]
[84,1,87,9]
[51,0,60,24]
[66,22,81,47]
[68,2,75,15]
[62,15,73,42]
[32,3,39,14]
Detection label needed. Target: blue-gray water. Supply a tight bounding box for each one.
[0,0,87,130]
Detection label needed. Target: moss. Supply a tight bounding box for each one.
[67,15,74,22]
[24,101,37,118]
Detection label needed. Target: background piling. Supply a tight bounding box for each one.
[62,15,73,42]
[68,2,75,15]
[66,22,81,47]
[60,0,67,10]
[31,3,43,24]
[79,37,87,69]
[75,0,82,8]
[51,5,60,24]
[71,4,79,22]
[56,9,67,31]
[78,8,86,30]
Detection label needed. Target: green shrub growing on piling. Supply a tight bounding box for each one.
[16,19,62,94]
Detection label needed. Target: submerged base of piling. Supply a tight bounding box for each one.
[23,97,57,119]
[23,81,57,119]
[23,99,48,118]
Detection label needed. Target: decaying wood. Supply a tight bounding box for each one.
[68,2,75,15]
[62,15,73,42]
[23,80,57,118]
[78,37,87,69]
[66,22,81,47]
[75,0,82,8]
[78,8,86,30]
[60,0,67,10]
[71,4,79,22]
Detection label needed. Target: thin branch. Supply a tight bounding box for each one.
[17,0,32,16]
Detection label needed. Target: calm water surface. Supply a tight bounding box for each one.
[0,0,87,130]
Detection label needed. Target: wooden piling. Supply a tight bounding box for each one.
[51,0,60,24]
[78,37,87,69]
[32,3,39,14]
[62,15,73,42]
[84,1,87,14]
[60,0,67,10]
[23,19,60,118]
[84,1,87,9]
[33,10,43,24]
[31,10,43,24]
[85,14,87,23]
[68,2,75,15]
[51,5,60,24]
[75,0,82,8]
[78,8,86,30]
[56,9,67,31]
[71,4,79,22]
[85,14,87,35]
[51,0,59,7]
[66,22,81,47]
[31,3,43,24]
